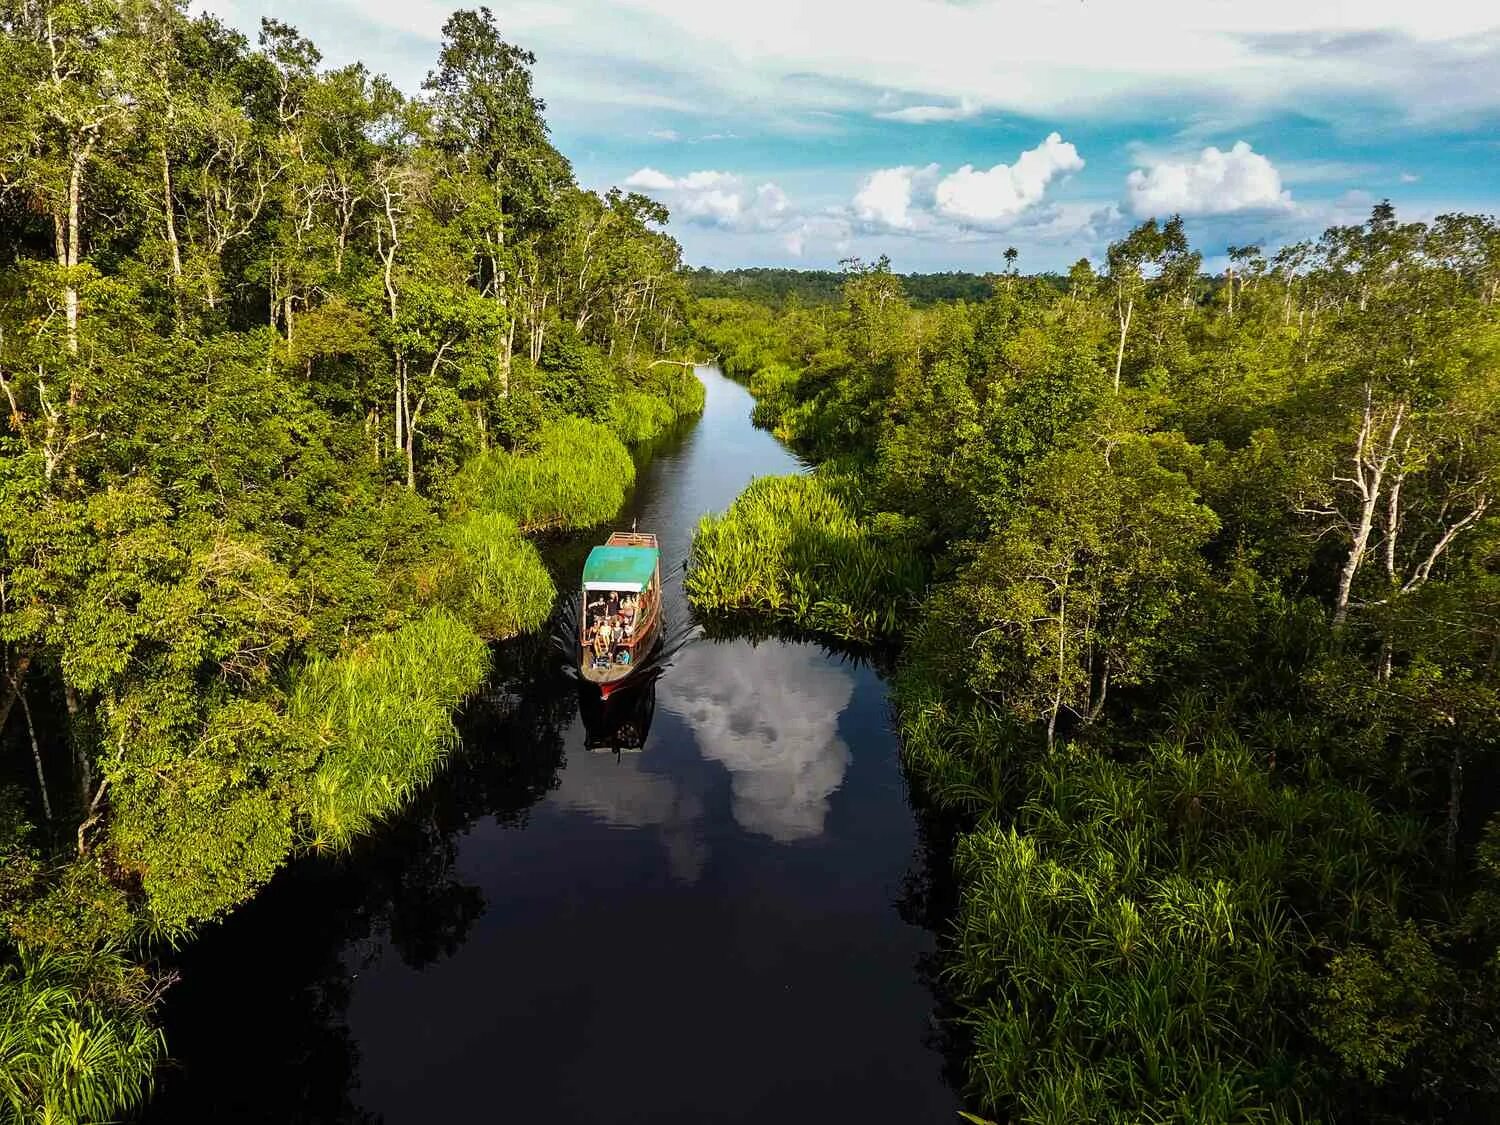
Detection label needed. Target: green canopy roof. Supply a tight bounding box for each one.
[582,545,659,593]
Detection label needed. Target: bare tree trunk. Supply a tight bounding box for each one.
[1047,583,1067,749]
[161,142,183,290]
[1113,298,1132,393]
[394,365,404,463]
[64,154,85,356]
[76,778,107,856]
[1332,394,1404,629]
[19,687,51,822]
[63,682,89,807]
[1447,743,1465,866]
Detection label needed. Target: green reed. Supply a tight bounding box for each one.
[0,948,164,1125]
[421,511,556,640]
[290,609,490,851]
[684,474,925,643]
[450,417,636,531]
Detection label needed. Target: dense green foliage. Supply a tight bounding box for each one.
[0,1,701,1117]
[452,417,637,531]
[293,610,490,853]
[684,474,924,641]
[0,949,163,1124]
[689,213,1500,1122]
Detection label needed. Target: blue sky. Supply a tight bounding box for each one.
[203,0,1499,272]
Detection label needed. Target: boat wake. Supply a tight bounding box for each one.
[550,568,702,687]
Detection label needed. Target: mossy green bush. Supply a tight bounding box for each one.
[685,473,924,642]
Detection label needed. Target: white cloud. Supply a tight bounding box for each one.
[624,166,679,191]
[659,641,854,843]
[1400,171,1421,183]
[200,0,1500,146]
[852,163,938,229]
[648,128,680,141]
[849,135,1082,236]
[550,750,709,883]
[876,97,980,124]
[934,132,1084,226]
[1125,141,1293,217]
[779,214,854,258]
[624,168,795,231]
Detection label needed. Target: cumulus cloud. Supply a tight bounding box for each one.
[934,131,1084,227]
[852,163,939,229]
[647,128,680,141]
[849,134,1082,236]
[875,97,981,124]
[624,167,795,231]
[550,751,708,883]
[1399,171,1421,183]
[780,214,854,257]
[624,166,679,191]
[1125,141,1293,217]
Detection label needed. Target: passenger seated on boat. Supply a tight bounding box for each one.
[593,619,614,663]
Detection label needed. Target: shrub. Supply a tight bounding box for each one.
[420,512,556,640]
[607,392,677,444]
[685,473,924,642]
[0,949,165,1125]
[450,418,635,532]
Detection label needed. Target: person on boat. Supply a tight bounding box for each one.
[594,618,614,664]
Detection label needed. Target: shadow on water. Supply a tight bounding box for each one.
[143,625,580,1124]
[141,366,957,1124]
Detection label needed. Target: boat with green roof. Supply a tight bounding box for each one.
[579,530,663,693]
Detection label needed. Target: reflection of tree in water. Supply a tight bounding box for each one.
[143,626,579,1123]
[893,762,973,1101]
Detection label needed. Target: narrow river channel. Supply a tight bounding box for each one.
[143,366,957,1124]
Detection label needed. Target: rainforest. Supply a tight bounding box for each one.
[2,1,1500,1124]
[688,224,1500,1122]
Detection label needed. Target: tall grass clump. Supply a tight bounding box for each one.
[607,392,677,444]
[685,474,925,642]
[451,417,635,531]
[648,362,707,418]
[607,366,705,443]
[949,737,1411,1123]
[291,609,489,850]
[419,512,556,639]
[0,949,165,1125]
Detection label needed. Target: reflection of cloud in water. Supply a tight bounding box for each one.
[549,750,708,884]
[660,641,854,842]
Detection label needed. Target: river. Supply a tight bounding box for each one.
[142,366,957,1124]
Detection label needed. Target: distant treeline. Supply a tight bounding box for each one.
[684,265,1064,305]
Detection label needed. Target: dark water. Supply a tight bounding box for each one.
[142,367,957,1124]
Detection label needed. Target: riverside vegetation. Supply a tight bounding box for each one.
[687,215,1500,1123]
[0,3,703,1118]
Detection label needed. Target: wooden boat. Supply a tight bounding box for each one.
[579,531,663,694]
